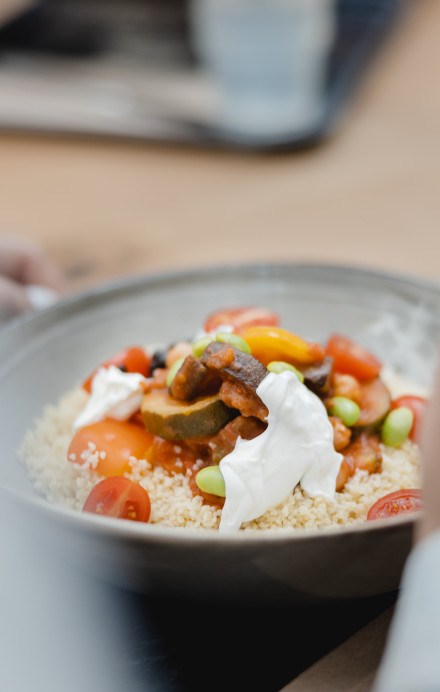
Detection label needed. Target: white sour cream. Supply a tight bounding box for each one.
[219,371,342,532]
[73,365,146,431]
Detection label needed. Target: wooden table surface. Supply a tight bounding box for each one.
[0,0,439,296]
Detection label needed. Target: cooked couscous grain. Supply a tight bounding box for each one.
[18,378,421,531]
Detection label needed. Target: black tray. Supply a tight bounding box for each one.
[0,0,406,151]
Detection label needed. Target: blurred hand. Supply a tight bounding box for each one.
[0,233,66,320]
[417,354,440,542]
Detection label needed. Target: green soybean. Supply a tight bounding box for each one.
[192,336,212,358]
[267,361,305,383]
[166,358,185,388]
[381,407,414,447]
[195,465,226,497]
[216,332,251,354]
[328,397,361,427]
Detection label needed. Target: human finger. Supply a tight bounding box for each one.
[0,274,32,320]
[0,234,67,293]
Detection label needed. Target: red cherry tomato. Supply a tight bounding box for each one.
[68,419,155,477]
[82,346,151,393]
[83,477,151,522]
[367,489,422,521]
[391,395,428,444]
[325,334,382,381]
[204,307,279,334]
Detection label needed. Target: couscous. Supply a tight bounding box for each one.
[19,306,426,531]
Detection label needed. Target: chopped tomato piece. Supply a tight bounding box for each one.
[240,326,325,366]
[355,377,391,427]
[68,419,155,477]
[336,432,382,490]
[204,307,279,334]
[83,477,151,522]
[329,416,351,452]
[149,436,204,475]
[367,489,422,520]
[325,334,381,381]
[83,346,151,393]
[391,395,428,444]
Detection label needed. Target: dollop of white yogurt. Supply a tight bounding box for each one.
[73,365,146,431]
[219,371,342,532]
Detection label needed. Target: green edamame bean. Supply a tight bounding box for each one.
[267,361,305,383]
[216,332,251,354]
[192,336,212,358]
[328,396,361,427]
[166,357,185,388]
[195,465,226,497]
[382,407,414,447]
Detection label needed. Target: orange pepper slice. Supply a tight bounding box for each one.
[240,326,325,366]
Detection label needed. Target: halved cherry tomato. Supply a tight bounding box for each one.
[367,489,422,520]
[83,477,151,522]
[391,395,428,444]
[325,334,382,381]
[82,346,151,393]
[68,419,155,477]
[240,326,325,366]
[204,307,279,334]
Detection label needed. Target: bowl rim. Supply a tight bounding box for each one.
[2,259,440,339]
[4,484,420,545]
[2,260,431,544]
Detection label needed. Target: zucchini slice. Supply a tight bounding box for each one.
[141,388,234,440]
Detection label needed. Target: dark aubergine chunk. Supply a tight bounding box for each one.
[200,341,268,392]
[200,341,269,420]
[169,354,210,401]
[301,356,333,396]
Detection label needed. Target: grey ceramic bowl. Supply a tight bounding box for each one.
[1,264,437,606]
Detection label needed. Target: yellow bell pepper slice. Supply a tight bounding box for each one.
[240,326,325,366]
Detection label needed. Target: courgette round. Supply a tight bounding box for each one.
[141,388,234,440]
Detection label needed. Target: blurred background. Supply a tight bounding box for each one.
[0,0,438,297]
[1,3,440,691]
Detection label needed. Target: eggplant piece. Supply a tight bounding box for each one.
[200,341,268,391]
[301,356,333,396]
[355,377,391,427]
[200,341,269,419]
[169,355,210,401]
[141,388,234,440]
